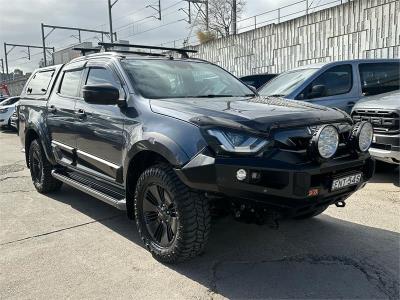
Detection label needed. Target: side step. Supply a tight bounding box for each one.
[51,170,126,210]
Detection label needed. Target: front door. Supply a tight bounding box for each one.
[74,64,126,182]
[296,64,359,113]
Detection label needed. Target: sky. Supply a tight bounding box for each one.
[0,0,335,73]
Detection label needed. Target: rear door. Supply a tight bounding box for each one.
[74,61,126,182]
[47,62,85,165]
[296,64,359,113]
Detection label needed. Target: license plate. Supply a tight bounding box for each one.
[331,173,362,191]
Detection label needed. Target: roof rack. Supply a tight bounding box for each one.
[98,42,197,58]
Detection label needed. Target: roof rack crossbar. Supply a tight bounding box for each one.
[98,42,197,58]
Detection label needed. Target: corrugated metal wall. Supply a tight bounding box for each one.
[190,0,400,76]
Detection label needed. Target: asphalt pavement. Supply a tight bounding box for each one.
[0,129,399,299]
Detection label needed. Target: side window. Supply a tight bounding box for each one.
[299,65,353,100]
[85,68,121,88]
[59,69,83,97]
[26,70,54,95]
[359,63,400,96]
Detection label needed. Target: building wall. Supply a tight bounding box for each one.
[6,75,30,96]
[190,0,400,76]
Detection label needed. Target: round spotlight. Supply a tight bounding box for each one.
[236,169,247,181]
[310,125,339,159]
[352,121,373,152]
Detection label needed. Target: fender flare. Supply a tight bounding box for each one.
[123,132,190,185]
[24,122,55,167]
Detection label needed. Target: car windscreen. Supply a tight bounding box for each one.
[0,97,19,106]
[121,59,254,99]
[258,68,319,97]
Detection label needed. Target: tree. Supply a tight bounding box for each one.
[196,30,216,43]
[195,0,246,38]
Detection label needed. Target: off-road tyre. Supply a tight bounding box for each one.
[294,205,328,220]
[29,139,62,193]
[134,163,210,263]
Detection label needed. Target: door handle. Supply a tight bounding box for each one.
[48,105,57,113]
[75,109,87,119]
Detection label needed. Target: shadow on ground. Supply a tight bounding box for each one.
[44,168,400,299]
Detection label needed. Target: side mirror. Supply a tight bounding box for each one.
[82,84,119,105]
[308,84,326,99]
[247,85,257,93]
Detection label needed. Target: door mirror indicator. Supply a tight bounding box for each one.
[82,84,119,105]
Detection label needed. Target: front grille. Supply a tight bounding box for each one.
[352,109,400,135]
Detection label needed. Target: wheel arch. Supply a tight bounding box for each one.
[24,126,54,168]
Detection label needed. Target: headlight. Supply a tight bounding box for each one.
[0,108,8,113]
[310,125,339,159]
[207,129,269,153]
[351,121,373,152]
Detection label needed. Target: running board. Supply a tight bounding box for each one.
[51,170,126,210]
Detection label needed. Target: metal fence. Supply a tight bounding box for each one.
[237,0,350,33]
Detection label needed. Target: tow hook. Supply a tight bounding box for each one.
[232,203,281,229]
[335,200,346,207]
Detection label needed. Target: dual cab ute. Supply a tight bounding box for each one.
[18,43,375,263]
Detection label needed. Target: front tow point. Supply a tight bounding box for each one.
[335,200,346,208]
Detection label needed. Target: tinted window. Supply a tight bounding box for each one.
[26,70,54,95]
[59,70,83,97]
[359,62,400,96]
[259,68,319,97]
[299,64,353,99]
[86,68,120,88]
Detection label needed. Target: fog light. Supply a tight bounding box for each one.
[236,169,247,181]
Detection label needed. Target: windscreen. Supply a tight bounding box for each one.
[258,68,319,97]
[121,59,254,99]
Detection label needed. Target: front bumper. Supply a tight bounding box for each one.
[369,133,400,164]
[176,149,375,212]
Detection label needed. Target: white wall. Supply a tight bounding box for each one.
[190,0,400,76]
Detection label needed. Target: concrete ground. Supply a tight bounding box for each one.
[0,129,399,300]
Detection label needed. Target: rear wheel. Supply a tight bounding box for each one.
[134,164,210,263]
[29,139,62,193]
[294,205,328,220]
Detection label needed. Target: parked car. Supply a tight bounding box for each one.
[352,90,399,164]
[258,59,400,113]
[240,73,278,90]
[0,96,20,129]
[18,45,375,263]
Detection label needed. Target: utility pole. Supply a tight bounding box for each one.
[147,0,161,20]
[108,0,120,43]
[41,23,112,67]
[232,0,237,35]
[185,0,208,30]
[0,58,4,82]
[4,42,55,73]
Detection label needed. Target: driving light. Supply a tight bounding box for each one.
[236,169,247,181]
[0,108,8,113]
[310,125,339,159]
[351,121,373,152]
[207,129,269,153]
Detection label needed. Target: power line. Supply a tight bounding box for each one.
[120,19,186,39]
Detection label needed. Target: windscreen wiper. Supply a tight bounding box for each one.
[188,94,254,98]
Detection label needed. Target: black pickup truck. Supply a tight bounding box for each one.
[17,44,375,263]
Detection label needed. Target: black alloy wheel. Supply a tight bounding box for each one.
[142,183,178,247]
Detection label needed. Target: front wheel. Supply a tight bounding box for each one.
[134,164,210,263]
[29,139,62,193]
